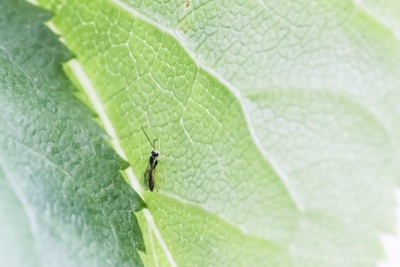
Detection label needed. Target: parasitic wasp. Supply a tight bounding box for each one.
[141,126,160,192]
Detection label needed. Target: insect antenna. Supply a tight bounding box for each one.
[152,139,158,150]
[140,125,154,149]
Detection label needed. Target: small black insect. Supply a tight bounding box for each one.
[141,126,159,192]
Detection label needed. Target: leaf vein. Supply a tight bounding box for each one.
[111,0,305,211]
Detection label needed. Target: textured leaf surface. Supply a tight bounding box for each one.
[0,1,145,266]
[35,0,400,266]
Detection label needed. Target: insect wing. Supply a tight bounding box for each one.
[143,163,152,190]
[143,161,156,191]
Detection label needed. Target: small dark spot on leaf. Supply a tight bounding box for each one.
[185,0,190,10]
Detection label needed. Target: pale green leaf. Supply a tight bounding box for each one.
[28,0,400,266]
[0,168,41,267]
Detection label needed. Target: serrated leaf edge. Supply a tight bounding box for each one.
[65,59,177,267]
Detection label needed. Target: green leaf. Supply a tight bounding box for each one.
[0,168,42,267]
[8,0,400,266]
[0,1,145,266]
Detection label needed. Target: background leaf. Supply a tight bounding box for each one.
[0,168,42,267]
[0,0,145,266]
[2,0,399,266]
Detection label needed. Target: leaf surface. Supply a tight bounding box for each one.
[33,0,400,266]
[0,168,42,267]
[0,1,145,266]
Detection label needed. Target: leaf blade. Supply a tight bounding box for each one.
[0,0,146,266]
[34,0,400,266]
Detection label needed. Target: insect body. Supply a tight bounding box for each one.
[141,126,159,192]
